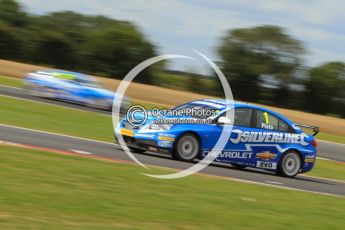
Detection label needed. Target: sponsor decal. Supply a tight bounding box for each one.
[158,134,175,141]
[256,151,277,161]
[119,129,134,137]
[256,161,277,169]
[305,155,315,163]
[305,158,315,163]
[158,141,173,148]
[230,129,309,146]
[158,136,175,141]
[136,133,155,138]
[202,151,253,159]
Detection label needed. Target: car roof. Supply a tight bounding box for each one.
[191,99,292,124]
[35,70,94,82]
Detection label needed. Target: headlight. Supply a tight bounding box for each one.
[142,123,173,131]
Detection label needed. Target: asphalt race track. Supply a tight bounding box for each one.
[1,84,345,162]
[1,124,345,197]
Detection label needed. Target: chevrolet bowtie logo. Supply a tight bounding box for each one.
[256,151,277,160]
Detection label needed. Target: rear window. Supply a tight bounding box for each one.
[278,119,289,132]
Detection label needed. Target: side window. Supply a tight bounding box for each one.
[256,110,278,130]
[234,108,252,127]
[278,119,289,132]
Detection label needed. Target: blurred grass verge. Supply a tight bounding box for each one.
[308,159,345,181]
[317,133,345,145]
[0,95,114,142]
[0,75,22,88]
[0,95,344,182]
[0,145,344,230]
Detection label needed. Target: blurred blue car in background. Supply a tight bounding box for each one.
[24,70,131,111]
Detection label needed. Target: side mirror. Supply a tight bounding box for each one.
[217,116,232,125]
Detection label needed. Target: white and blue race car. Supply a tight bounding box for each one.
[116,99,319,178]
[24,70,130,111]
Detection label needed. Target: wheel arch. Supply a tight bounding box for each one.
[173,131,202,155]
[279,148,304,170]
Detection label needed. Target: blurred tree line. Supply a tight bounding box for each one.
[0,0,156,83]
[217,25,345,118]
[0,0,344,117]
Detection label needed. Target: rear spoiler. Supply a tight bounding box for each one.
[294,123,319,136]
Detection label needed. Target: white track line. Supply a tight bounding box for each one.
[317,157,333,161]
[0,84,22,90]
[0,123,116,146]
[266,181,284,185]
[318,139,345,146]
[301,175,345,184]
[223,177,343,198]
[70,149,93,155]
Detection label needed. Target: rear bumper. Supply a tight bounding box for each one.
[300,151,317,173]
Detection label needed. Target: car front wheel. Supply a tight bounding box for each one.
[277,150,301,178]
[173,133,200,162]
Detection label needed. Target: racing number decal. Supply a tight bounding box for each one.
[263,112,269,125]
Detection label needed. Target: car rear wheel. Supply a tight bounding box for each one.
[173,133,200,162]
[277,150,301,178]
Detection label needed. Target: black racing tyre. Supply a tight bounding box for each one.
[129,147,146,154]
[230,163,246,170]
[277,150,301,178]
[173,133,200,162]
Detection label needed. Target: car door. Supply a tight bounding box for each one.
[205,107,255,165]
[247,109,290,171]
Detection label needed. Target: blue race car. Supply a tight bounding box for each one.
[24,70,131,111]
[115,99,319,177]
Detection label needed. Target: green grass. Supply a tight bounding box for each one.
[0,75,22,88]
[309,159,345,181]
[0,145,344,230]
[317,132,345,144]
[0,95,113,142]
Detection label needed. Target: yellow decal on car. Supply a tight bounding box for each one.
[263,112,269,125]
[158,136,175,141]
[119,129,134,137]
[305,158,315,163]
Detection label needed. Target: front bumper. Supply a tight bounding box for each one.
[114,128,175,154]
